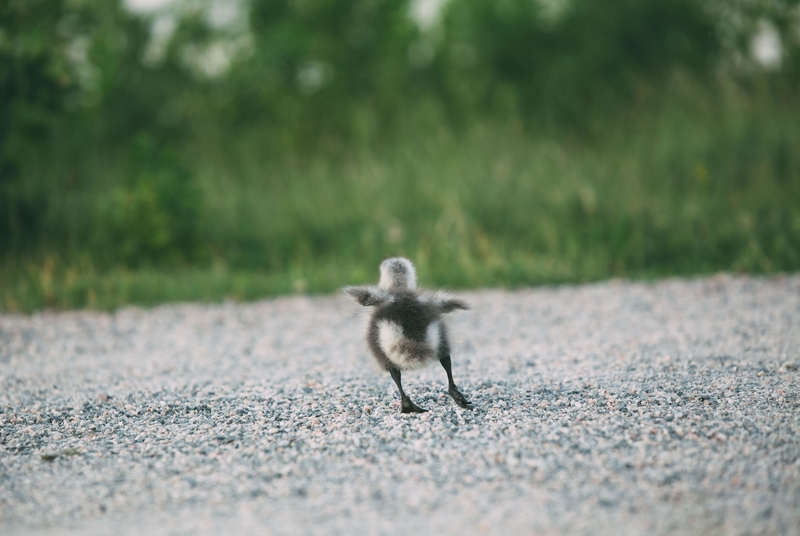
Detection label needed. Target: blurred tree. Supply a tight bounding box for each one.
[0,0,83,254]
[96,133,204,267]
[226,0,420,148]
[1,0,797,274]
[0,0,208,260]
[436,0,720,130]
[708,0,800,78]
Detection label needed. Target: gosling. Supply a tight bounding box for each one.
[344,257,472,413]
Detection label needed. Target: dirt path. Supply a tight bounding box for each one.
[2,274,799,535]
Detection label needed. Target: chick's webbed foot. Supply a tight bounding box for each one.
[401,397,428,414]
[440,355,472,409]
[449,385,472,409]
[391,368,427,414]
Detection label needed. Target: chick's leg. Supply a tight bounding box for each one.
[389,368,427,413]
[440,355,471,408]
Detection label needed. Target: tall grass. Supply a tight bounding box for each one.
[2,83,799,312]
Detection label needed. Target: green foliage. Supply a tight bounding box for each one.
[226,0,419,147]
[435,0,719,128]
[0,0,79,253]
[95,134,204,267]
[0,0,177,253]
[4,85,799,312]
[1,0,799,311]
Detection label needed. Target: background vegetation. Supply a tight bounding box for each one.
[1,0,799,311]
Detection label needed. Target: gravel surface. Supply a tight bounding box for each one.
[1,274,799,535]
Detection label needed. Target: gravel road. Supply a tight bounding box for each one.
[1,274,799,535]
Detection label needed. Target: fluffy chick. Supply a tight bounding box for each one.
[344,257,471,413]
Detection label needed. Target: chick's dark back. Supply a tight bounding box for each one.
[372,291,439,342]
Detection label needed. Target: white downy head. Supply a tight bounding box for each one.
[378,257,417,291]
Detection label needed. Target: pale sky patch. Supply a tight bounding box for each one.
[411,0,449,30]
[124,0,172,14]
[751,19,782,69]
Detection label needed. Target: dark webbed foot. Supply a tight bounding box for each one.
[391,368,427,414]
[440,355,472,409]
[449,385,472,409]
[401,396,428,414]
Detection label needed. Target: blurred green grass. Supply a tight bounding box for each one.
[3,84,798,313]
[4,0,800,312]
